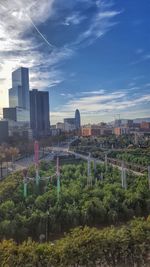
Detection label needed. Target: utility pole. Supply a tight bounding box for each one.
[148,166,150,190]
[23,169,28,198]
[22,141,52,198]
[105,153,108,171]
[56,156,61,201]
[87,153,92,186]
[134,132,138,146]
[121,161,127,189]
[34,141,40,186]
[94,159,97,174]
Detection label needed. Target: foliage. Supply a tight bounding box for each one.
[0,160,149,242]
[71,137,150,167]
[108,148,150,167]
[0,218,149,266]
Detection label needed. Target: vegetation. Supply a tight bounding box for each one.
[108,148,150,167]
[0,160,149,243]
[8,134,68,157]
[71,135,150,150]
[71,137,150,168]
[0,217,149,266]
[70,135,135,151]
[0,145,19,178]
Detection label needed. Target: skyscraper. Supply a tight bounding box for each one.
[30,89,50,138]
[9,67,29,109]
[75,109,81,129]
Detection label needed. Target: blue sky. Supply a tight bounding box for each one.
[0,0,150,124]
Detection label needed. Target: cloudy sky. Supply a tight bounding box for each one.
[0,0,150,124]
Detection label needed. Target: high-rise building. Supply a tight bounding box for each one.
[75,109,81,129]
[9,67,29,109]
[30,89,50,138]
[3,107,30,123]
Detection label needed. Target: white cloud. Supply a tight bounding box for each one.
[0,0,121,111]
[136,49,144,54]
[131,52,150,65]
[63,12,86,26]
[75,8,121,45]
[143,54,150,60]
[51,90,150,124]
[0,0,68,107]
[81,89,105,95]
[144,83,150,87]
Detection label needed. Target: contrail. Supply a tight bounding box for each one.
[26,14,54,49]
[0,1,54,49]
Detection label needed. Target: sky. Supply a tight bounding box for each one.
[0,0,150,124]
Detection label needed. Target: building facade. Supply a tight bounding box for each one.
[9,67,30,110]
[64,118,76,132]
[140,122,150,129]
[3,107,30,123]
[0,120,9,143]
[81,125,112,137]
[64,118,75,125]
[56,122,65,131]
[75,109,81,129]
[114,127,130,136]
[30,89,50,138]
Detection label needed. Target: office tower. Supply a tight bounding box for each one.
[30,89,50,138]
[75,109,81,129]
[9,67,29,109]
[3,107,30,123]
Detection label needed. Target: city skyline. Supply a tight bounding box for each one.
[0,0,150,124]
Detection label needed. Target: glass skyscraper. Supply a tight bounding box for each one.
[30,89,50,138]
[9,67,29,110]
[75,109,81,129]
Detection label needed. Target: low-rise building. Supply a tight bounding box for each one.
[64,122,76,132]
[63,118,76,132]
[114,127,130,136]
[81,124,112,137]
[140,122,150,129]
[8,120,32,140]
[56,122,65,131]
